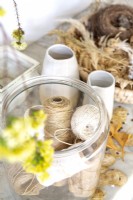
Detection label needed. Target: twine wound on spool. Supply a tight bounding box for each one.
[5,162,44,195]
[68,153,103,198]
[71,104,100,140]
[43,96,76,151]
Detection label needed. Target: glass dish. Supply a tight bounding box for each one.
[1,76,109,200]
[0,45,39,95]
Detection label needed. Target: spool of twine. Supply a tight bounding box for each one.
[71,104,100,141]
[5,163,44,195]
[43,96,76,151]
[68,154,102,198]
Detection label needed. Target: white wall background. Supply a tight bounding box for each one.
[0,0,133,43]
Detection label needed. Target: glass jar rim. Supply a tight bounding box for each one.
[1,76,108,158]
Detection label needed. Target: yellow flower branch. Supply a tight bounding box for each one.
[12,0,27,50]
[0,110,54,182]
[0,7,6,16]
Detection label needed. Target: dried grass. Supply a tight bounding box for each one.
[50,19,133,90]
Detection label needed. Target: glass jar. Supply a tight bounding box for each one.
[1,76,109,200]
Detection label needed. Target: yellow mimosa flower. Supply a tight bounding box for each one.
[0,7,6,17]
[0,111,54,182]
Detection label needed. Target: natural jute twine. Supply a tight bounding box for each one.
[5,162,44,195]
[44,96,76,151]
[71,104,100,140]
[68,153,103,198]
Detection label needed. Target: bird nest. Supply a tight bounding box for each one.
[50,4,133,104]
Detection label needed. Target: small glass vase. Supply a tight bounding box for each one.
[1,76,109,200]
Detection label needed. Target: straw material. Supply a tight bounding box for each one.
[50,4,133,104]
[43,96,75,150]
[115,87,133,104]
[86,4,133,42]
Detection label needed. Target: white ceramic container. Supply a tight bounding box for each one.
[86,70,115,120]
[39,44,79,107]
